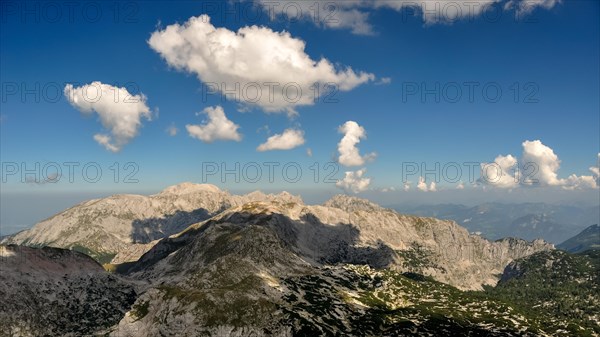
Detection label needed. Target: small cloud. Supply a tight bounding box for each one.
[429,181,437,192]
[479,154,519,189]
[336,168,371,193]
[375,77,392,85]
[562,153,600,190]
[480,140,598,190]
[417,176,437,192]
[166,124,178,136]
[456,181,465,190]
[237,104,252,113]
[26,172,61,185]
[257,128,305,152]
[306,148,313,157]
[93,134,120,153]
[337,121,376,167]
[505,0,561,16]
[64,81,152,152]
[256,125,270,134]
[186,106,242,143]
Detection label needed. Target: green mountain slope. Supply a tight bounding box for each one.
[485,249,600,336]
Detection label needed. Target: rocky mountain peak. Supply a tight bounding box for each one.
[323,194,384,212]
[273,191,304,204]
[157,182,222,195]
[242,190,304,205]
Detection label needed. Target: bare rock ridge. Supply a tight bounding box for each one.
[2,182,552,290]
[1,183,304,263]
[125,196,553,290]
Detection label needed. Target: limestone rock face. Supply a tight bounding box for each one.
[127,195,553,291]
[3,184,552,288]
[110,198,556,337]
[0,183,303,263]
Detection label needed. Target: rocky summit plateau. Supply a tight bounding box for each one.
[1,183,598,337]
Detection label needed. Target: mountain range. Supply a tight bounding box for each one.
[557,224,600,253]
[1,183,302,264]
[394,203,600,244]
[1,184,552,290]
[1,183,598,336]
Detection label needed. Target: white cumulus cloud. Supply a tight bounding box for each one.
[336,168,371,193]
[479,154,519,189]
[64,82,152,152]
[337,121,376,167]
[417,176,437,192]
[148,14,374,114]
[520,140,563,186]
[562,153,600,190]
[257,128,305,151]
[480,140,598,190]
[186,106,242,143]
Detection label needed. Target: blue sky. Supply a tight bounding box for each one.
[1,0,599,233]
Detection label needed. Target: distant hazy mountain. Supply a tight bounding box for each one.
[393,203,600,244]
[557,224,600,253]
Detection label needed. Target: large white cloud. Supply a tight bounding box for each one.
[253,0,561,34]
[64,82,152,152]
[520,140,563,186]
[186,106,242,143]
[257,128,305,151]
[337,121,376,167]
[148,14,374,114]
[480,140,598,190]
[336,168,371,193]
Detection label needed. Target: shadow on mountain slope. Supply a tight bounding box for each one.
[130,208,213,243]
[121,210,396,276]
